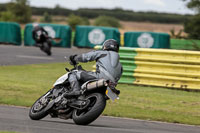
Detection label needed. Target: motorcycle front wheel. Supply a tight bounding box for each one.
[29,90,52,120]
[72,93,106,125]
[41,42,51,56]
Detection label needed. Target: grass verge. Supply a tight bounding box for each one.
[0,62,200,125]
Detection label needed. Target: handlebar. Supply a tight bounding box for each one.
[64,56,78,70]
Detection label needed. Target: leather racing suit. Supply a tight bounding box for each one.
[68,50,123,95]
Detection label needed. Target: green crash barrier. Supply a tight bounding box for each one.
[0,22,21,45]
[124,32,170,48]
[74,25,120,48]
[24,23,72,48]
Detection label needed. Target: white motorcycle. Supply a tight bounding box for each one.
[29,60,120,125]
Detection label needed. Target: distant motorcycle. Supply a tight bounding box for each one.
[29,59,120,125]
[33,28,52,56]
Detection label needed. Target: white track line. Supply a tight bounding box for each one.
[16,55,54,60]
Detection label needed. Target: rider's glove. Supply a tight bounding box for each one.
[69,54,77,65]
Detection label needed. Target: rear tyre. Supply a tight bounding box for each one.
[72,93,106,125]
[29,90,51,120]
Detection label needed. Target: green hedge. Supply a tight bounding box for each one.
[170,39,200,50]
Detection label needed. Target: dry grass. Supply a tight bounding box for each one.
[30,15,184,35]
[119,21,183,34]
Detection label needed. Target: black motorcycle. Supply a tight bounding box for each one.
[34,30,52,56]
[29,61,120,125]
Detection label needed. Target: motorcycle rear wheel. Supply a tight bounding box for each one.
[72,93,106,125]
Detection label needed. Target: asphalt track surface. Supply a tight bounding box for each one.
[1,105,200,133]
[0,45,91,66]
[1,45,200,133]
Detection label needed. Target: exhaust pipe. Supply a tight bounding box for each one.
[83,79,107,91]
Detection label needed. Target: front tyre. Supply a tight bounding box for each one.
[43,42,51,56]
[29,90,51,120]
[72,93,106,125]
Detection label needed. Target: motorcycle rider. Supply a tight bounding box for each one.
[32,23,52,55]
[65,39,123,97]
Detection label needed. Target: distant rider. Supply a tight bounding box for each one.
[32,23,52,55]
[65,39,123,97]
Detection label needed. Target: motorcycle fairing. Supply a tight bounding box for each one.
[53,73,70,86]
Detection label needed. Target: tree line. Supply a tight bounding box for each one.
[183,0,200,40]
[0,2,192,24]
[31,6,191,24]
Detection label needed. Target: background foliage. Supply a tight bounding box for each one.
[184,14,200,39]
[0,0,32,23]
[40,12,52,23]
[67,14,90,30]
[183,0,200,39]
[94,16,121,28]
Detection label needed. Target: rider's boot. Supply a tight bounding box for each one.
[35,43,42,47]
[64,81,81,97]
